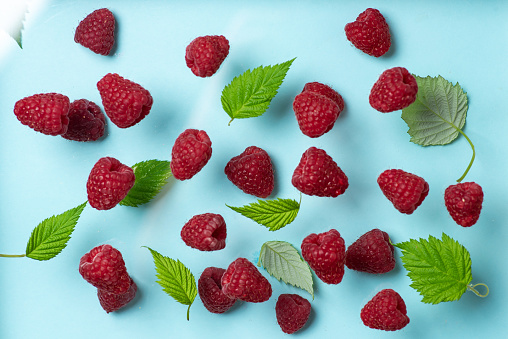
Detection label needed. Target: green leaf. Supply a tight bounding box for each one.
[401,75,468,146]
[258,241,314,298]
[145,246,197,320]
[221,58,296,125]
[25,202,87,261]
[394,233,473,304]
[1,1,28,48]
[226,197,300,231]
[120,160,172,207]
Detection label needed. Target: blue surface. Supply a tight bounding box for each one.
[0,1,507,338]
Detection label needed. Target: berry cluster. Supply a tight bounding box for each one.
[79,244,137,313]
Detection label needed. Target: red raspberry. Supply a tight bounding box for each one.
[275,294,311,334]
[292,147,348,197]
[224,146,274,198]
[301,229,346,284]
[14,93,70,136]
[180,213,227,251]
[185,35,230,77]
[170,129,212,180]
[198,267,237,313]
[61,99,106,141]
[377,169,429,214]
[444,182,484,227]
[97,278,137,313]
[74,8,115,56]
[97,73,153,128]
[79,244,131,295]
[293,82,345,138]
[360,289,410,331]
[345,8,391,57]
[345,229,395,274]
[86,157,135,210]
[221,258,272,303]
[369,67,418,113]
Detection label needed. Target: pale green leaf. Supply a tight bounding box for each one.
[145,247,197,320]
[258,241,314,298]
[120,160,172,207]
[401,75,468,146]
[0,1,28,48]
[221,58,295,124]
[25,202,87,260]
[226,197,300,231]
[394,233,473,304]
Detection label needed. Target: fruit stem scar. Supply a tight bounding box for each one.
[0,253,26,258]
[455,128,475,183]
[467,283,489,298]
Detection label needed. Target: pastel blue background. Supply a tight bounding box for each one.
[0,1,506,338]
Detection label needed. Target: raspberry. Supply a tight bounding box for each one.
[97,73,153,128]
[360,289,410,331]
[444,182,484,227]
[345,229,395,274]
[74,8,115,56]
[221,258,272,303]
[275,294,311,334]
[344,8,391,57]
[198,267,237,314]
[170,129,212,180]
[79,244,131,295]
[301,229,346,284]
[86,157,135,210]
[14,93,70,136]
[185,35,230,77]
[292,147,348,197]
[61,99,106,141]
[293,82,345,138]
[180,213,227,251]
[377,169,429,214]
[224,146,274,198]
[369,67,418,113]
[97,278,137,313]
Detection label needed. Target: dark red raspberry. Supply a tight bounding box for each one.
[221,258,272,303]
[97,73,153,128]
[369,67,418,113]
[377,169,429,214]
[97,278,137,313]
[293,82,345,138]
[292,147,348,197]
[301,229,346,284]
[361,289,410,331]
[14,93,70,136]
[345,8,391,57]
[79,244,131,295]
[86,157,135,210]
[275,294,311,334]
[444,182,483,227]
[198,267,237,314]
[185,35,230,77]
[170,129,212,180]
[74,8,115,56]
[224,146,274,198]
[181,213,227,251]
[61,99,106,141]
[345,229,395,274]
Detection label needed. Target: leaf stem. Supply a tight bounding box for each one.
[0,253,26,258]
[186,304,191,321]
[467,283,489,298]
[455,128,475,182]
[228,118,234,126]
